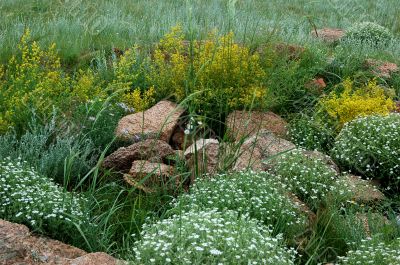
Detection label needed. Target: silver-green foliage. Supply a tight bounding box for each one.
[344,22,393,45]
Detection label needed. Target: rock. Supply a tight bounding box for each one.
[364,59,398,78]
[287,193,316,224]
[102,139,175,172]
[311,28,345,43]
[115,100,185,143]
[171,126,194,150]
[226,111,288,141]
[340,175,385,203]
[274,43,305,60]
[184,139,220,181]
[0,219,119,265]
[233,130,295,171]
[70,252,119,265]
[393,101,400,113]
[356,213,391,237]
[301,150,340,175]
[305,78,327,94]
[123,160,177,193]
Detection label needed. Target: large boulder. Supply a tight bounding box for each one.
[184,139,220,181]
[115,100,185,143]
[123,160,177,193]
[233,130,295,171]
[226,110,288,141]
[102,139,175,172]
[0,219,119,265]
[311,28,345,43]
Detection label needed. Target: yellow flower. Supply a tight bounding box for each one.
[319,78,395,128]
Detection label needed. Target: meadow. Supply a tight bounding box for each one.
[0,0,400,264]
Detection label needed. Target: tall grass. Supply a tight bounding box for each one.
[1,0,399,65]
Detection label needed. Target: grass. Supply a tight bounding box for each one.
[1,0,400,66]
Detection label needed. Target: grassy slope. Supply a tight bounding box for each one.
[1,0,399,65]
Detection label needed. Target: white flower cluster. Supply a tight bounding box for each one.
[172,171,307,238]
[344,22,393,45]
[133,209,296,264]
[0,157,90,230]
[338,237,400,264]
[288,116,332,151]
[271,149,338,208]
[332,114,400,182]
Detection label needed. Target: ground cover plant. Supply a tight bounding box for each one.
[0,1,400,264]
[332,114,400,189]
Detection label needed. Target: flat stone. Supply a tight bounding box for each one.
[102,139,174,172]
[115,100,185,143]
[311,28,345,43]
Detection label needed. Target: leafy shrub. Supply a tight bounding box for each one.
[0,116,96,186]
[109,47,156,112]
[114,26,267,124]
[0,30,107,134]
[332,114,400,185]
[319,78,395,129]
[171,171,307,239]
[270,149,338,209]
[338,237,400,264]
[288,114,334,151]
[0,157,92,241]
[133,209,296,264]
[344,22,393,46]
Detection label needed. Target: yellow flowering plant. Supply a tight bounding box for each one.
[0,30,107,134]
[113,26,268,123]
[318,78,395,129]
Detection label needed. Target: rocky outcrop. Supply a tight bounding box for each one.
[311,28,345,43]
[233,130,295,171]
[184,139,220,181]
[226,111,288,141]
[115,100,185,143]
[0,219,119,265]
[123,160,177,193]
[102,139,175,172]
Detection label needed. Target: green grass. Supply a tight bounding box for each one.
[1,0,400,65]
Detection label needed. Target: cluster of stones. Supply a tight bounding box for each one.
[104,100,385,210]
